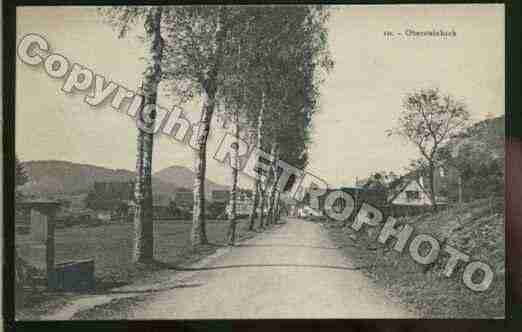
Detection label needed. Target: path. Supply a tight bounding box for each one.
[111,218,417,319]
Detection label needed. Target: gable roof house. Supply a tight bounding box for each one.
[357,167,448,217]
[387,176,433,206]
[386,170,448,216]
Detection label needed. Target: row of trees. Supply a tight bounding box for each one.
[100,5,332,262]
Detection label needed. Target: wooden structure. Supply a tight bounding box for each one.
[18,200,61,289]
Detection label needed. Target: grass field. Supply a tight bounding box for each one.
[16,218,254,286]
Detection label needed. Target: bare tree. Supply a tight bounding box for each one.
[388,88,470,210]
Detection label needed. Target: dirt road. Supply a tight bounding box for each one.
[89,217,415,319]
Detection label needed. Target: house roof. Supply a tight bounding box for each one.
[387,174,431,204]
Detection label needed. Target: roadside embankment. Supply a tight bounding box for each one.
[323,197,505,318]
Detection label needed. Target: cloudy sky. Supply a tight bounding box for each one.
[16,5,504,188]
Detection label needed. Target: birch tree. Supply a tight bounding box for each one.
[162,6,240,246]
[100,6,164,263]
[248,93,264,230]
[260,5,333,226]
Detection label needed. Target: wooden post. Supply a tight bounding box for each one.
[46,209,56,286]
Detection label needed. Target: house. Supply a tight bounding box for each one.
[355,168,448,217]
[386,175,448,217]
[387,169,448,205]
[388,178,432,206]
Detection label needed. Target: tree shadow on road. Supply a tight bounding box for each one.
[235,243,352,250]
[90,283,204,296]
[166,263,367,272]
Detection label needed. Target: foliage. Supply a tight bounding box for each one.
[16,156,30,201]
[388,88,470,207]
[216,5,333,169]
[84,190,128,212]
[15,157,43,296]
[16,156,29,187]
[99,6,334,242]
[438,116,504,201]
[168,200,192,219]
[100,6,165,261]
[389,88,470,161]
[207,201,227,219]
[363,171,399,194]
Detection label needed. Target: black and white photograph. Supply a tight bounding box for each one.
[9,3,506,321]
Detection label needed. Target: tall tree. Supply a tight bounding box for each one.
[248,92,264,230]
[161,6,332,237]
[100,6,164,262]
[221,63,245,244]
[162,6,248,246]
[260,5,333,224]
[266,142,280,225]
[15,156,35,292]
[388,88,470,210]
[221,40,250,244]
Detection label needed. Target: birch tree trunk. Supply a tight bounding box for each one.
[266,143,279,226]
[133,7,163,263]
[191,9,228,247]
[248,93,264,230]
[258,186,266,229]
[191,87,215,246]
[428,162,438,212]
[457,171,463,205]
[248,182,260,230]
[227,111,240,245]
[268,174,281,225]
[273,190,281,223]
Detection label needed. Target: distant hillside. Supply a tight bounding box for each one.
[448,114,505,169]
[20,160,136,195]
[437,115,504,202]
[152,165,228,197]
[459,115,504,150]
[20,160,227,199]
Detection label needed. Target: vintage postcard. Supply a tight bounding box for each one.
[12,4,505,320]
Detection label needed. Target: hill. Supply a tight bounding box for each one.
[20,160,136,195]
[153,165,227,197]
[438,115,504,202]
[19,160,226,198]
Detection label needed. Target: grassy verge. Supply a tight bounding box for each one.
[323,197,505,318]
[15,217,259,318]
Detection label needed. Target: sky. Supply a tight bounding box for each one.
[15,5,504,188]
